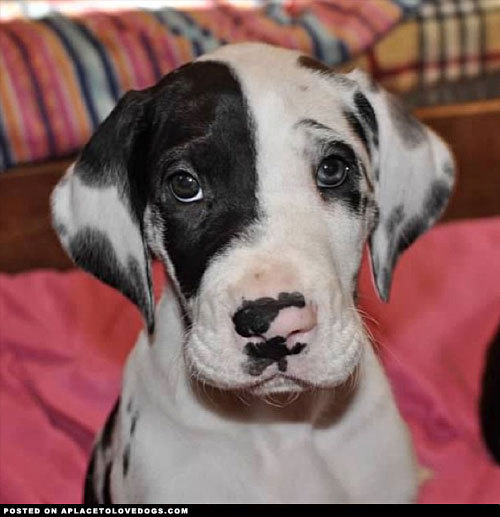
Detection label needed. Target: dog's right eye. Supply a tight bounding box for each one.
[169,172,203,203]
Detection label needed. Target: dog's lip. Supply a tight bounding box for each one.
[198,373,317,394]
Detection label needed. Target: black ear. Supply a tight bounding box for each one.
[51,90,155,333]
[346,70,455,301]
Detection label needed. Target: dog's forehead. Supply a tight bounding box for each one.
[197,43,354,129]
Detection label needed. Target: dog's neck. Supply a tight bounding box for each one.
[125,281,386,431]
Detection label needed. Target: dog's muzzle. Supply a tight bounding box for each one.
[231,291,317,377]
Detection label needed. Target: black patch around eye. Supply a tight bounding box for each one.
[316,142,363,213]
[343,109,370,157]
[146,61,258,299]
[354,91,378,143]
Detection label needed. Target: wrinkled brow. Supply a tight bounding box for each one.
[295,118,339,135]
[295,118,373,190]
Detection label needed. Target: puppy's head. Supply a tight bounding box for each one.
[52,43,454,395]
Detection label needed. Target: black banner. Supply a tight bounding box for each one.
[1,504,499,515]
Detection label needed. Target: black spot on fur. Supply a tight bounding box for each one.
[386,204,405,236]
[397,216,428,258]
[424,180,452,216]
[371,177,451,302]
[244,337,307,376]
[371,205,380,232]
[443,160,454,178]
[232,292,305,338]
[354,91,378,145]
[102,462,113,504]
[69,228,154,333]
[130,413,139,435]
[244,357,273,377]
[53,221,67,237]
[344,110,370,157]
[298,55,331,74]
[395,180,451,257]
[123,443,131,476]
[352,269,360,306]
[480,322,500,463]
[83,448,98,504]
[101,398,120,450]
[297,56,356,88]
[75,89,148,195]
[387,95,426,148]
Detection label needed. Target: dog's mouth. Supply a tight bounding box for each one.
[243,336,308,376]
[186,327,364,397]
[248,374,309,396]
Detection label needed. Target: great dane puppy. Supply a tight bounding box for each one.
[51,43,455,503]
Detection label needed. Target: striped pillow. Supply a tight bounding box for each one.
[0,1,412,170]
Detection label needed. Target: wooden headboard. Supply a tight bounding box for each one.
[1,99,499,273]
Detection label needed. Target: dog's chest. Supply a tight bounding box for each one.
[122,412,348,503]
[108,337,418,503]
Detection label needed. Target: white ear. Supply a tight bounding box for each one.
[348,70,455,300]
[51,91,155,332]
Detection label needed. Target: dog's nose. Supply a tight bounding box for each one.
[232,291,317,340]
[268,303,317,339]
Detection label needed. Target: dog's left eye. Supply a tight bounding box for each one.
[169,171,203,203]
[316,156,349,188]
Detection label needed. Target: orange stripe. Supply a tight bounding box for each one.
[0,51,26,160]
[82,13,134,92]
[33,21,91,143]
[128,11,174,73]
[11,20,71,152]
[0,29,47,160]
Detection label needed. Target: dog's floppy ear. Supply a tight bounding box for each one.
[347,70,455,301]
[51,90,155,333]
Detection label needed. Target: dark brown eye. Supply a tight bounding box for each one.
[316,156,349,188]
[169,171,203,202]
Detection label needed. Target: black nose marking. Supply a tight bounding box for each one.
[244,337,307,376]
[232,291,305,338]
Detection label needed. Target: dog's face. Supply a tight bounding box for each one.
[52,44,454,395]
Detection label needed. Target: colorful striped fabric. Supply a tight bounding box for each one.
[348,0,500,107]
[0,1,415,171]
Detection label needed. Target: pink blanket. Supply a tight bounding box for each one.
[1,218,499,503]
